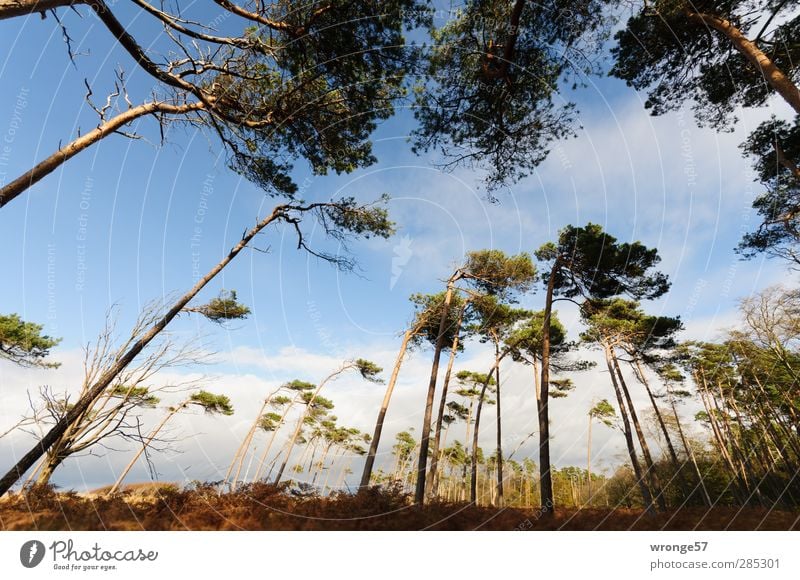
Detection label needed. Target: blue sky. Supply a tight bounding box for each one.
[0,4,794,491]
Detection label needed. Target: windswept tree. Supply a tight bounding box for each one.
[580,298,670,513]
[0,0,427,208]
[655,363,713,507]
[415,250,534,504]
[0,198,394,496]
[22,304,215,486]
[361,291,465,489]
[464,294,530,506]
[251,382,316,483]
[0,314,60,368]
[108,390,233,494]
[534,223,670,512]
[223,382,293,491]
[413,0,613,189]
[274,359,382,485]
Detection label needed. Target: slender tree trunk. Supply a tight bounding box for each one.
[226,397,271,491]
[415,276,459,505]
[667,384,712,507]
[470,357,501,503]
[538,260,559,514]
[633,359,681,472]
[275,366,347,485]
[685,10,800,115]
[604,344,654,514]
[0,101,204,209]
[107,402,186,495]
[360,328,414,488]
[427,301,467,498]
[461,399,475,488]
[587,415,592,507]
[0,205,289,496]
[252,399,296,483]
[494,342,504,507]
[611,350,666,511]
[312,444,333,486]
[695,370,748,503]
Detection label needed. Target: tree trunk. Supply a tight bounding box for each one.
[35,453,65,486]
[685,10,800,115]
[360,328,414,489]
[470,357,501,504]
[586,414,592,507]
[414,276,458,505]
[695,370,748,504]
[0,101,203,209]
[252,398,297,483]
[226,396,271,491]
[0,204,287,496]
[538,260,558,513]
[427,301,467,498]
[0,0,80,19]
[604,344,654,514]
[611,350,666,511]
[494,342,504,507]
[666,384,712,507]
[275,366,346,485]
[633,358,681,473]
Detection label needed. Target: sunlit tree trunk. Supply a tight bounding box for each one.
[361,327,415,488]
[415,275,459,504]
[611,350,665,511]
[225,397,271,491]
[604,344,654,514]
[666,383,711,507]
[494,342,504,507]
[586,413,593,507]
[684,9,800,114]
[427,301,467,498]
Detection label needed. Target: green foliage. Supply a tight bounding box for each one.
[536,223,670,301]
[189,391,234,416]
[463,250,536,298]
[259,412,283,432]
[736,119,800,265]
[611,1,800,128]
[580,298,682,353]
[354,359,384,383]
[0,314,60,368]
[455,369,495,388]
[217,1,427,196]
[108,385,160,408]
[413,0,612,189]
[319,195,396,241]
[469,294,531,343]
[392,430,417,462]
[192,290,251,323]
[589,399,616,427]
[284,380,316,392]
[549,378,575,398]
[409,291,468,350]
[301,392,335,414]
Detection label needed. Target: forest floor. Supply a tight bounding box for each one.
[1,483,798,531]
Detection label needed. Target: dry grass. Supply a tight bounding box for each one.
[1,484,798,531]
